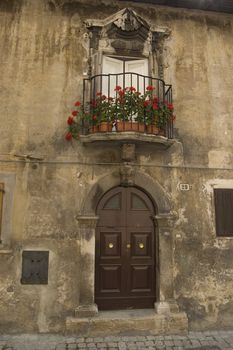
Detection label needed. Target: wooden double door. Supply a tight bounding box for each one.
[95,186,157,310]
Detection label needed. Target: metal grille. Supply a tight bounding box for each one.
[214,189,233,237]
[21,251,49,284]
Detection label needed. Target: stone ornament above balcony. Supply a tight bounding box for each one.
[84,8,170,36]
[114,11,141,31]
[84,8,170,66]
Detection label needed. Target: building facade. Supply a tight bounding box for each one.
[0,0,233,334]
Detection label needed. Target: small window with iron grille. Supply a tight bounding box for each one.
[0,183,4,243]
[214,188,233,237]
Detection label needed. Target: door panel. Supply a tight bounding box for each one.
[100,232,121,258]
[130,265,152,292]
[95,187,156,310]
[100,265,122,292]
[130,231,152,258]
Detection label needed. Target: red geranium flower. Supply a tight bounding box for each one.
[65,132,72,141]
[101,95,107,100]
[119,90,125,97]
[152,103,158,110]
[67,116,74,125]
[129,86,136,92]
[143,100,150,107]
[146,85,155,91]
[74,101,81,107]
[72,111,78,116]
[96,92,102,96]
[91,100,97,107]
[168,103,174,110]
[153,96,158,103]
[114,85,122,91]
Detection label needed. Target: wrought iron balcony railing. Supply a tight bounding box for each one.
[81,72,174,139]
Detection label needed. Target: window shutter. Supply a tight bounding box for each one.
[0,183,4,241]
[102,57,124,97]
[214,189,233,237]
[125,59,149,93]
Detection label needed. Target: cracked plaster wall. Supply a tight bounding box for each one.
[0,0,232,332]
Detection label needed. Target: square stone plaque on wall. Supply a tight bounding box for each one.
[21,251,49,284]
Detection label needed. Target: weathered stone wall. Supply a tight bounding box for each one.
[0,0,232,332]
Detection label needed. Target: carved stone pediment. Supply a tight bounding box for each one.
[85,8,149,31]
[85,8,150,42]
[82,7,171,78]
[113,8,148,32]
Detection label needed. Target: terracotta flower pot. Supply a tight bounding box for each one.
[89,125,99,133]
[116,121,145,132]
[116,121,131,132]
[131,122,145,132]
[146,125,159,135]
[99,122,112,132]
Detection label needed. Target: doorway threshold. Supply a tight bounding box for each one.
[66,309,188,336]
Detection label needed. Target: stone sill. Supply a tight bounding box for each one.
[0,246,13,254]
[80,132,175,148]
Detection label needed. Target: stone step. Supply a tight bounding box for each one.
[66,309,188,336]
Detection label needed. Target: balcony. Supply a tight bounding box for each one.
[74,73,175,147]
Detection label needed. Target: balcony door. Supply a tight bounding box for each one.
[102,56,149,97]
[95,186,157,310]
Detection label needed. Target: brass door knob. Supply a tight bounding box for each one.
[139,243,144,249]
[108,243,114,249]
[126,243,131,249]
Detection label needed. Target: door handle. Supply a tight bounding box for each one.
[126,244,131,249]
[139,243,144,249]
[108,243,114,249]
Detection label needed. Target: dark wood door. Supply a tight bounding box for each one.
[95,186,156,310]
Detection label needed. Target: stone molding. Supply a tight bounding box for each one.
[154,213,177,228]
[76,216,99,229]
[79,170,171,216]
[74,171,179,319]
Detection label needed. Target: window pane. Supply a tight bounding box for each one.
[131,193,148,210]
[102,56,123,97]
[125,59,149,94]
[104,193,121,210]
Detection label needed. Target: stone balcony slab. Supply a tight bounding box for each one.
[80,132,176,149]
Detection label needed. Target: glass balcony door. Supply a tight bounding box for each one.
[102,56,149,98]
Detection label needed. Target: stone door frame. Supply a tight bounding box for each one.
[75,170,178,317]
